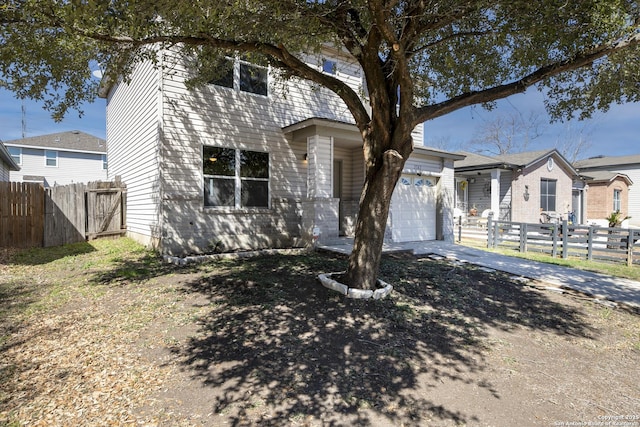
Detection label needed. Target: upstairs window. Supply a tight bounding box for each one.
[209,58,268,96]
[8,146,21,165]
[540,178,556,212]
[613,189,622,212]
[203,146,269,208]
[322,59,337,74]
[209,58,234,89]
[45,150,58,167]
[240,62,268,96]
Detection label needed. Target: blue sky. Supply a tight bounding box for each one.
[0,86,637,160]
[0,87,107,142]
[423,89,640,159]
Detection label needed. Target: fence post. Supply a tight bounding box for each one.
[457,215,462,243]
[487,215,493,248]
[587,226,594,261]
[520,223,527,253]
[551,223,558,258]
[562,220,568,259]
[491,214,499,248]
[627,229,634,267]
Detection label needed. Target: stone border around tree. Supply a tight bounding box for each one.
[318,271,393,300]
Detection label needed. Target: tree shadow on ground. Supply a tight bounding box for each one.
[172,251,593,426]
[4,241,97,265]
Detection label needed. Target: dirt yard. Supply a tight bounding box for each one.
[1,239,639,426]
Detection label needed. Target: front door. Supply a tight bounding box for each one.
[333,160,344,234]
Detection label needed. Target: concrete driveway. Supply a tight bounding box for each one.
[318,239,640,309]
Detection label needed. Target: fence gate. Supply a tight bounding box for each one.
[1,180,126,248]
[85,181,127,240]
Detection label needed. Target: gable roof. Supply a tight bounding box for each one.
[455,149,578,176]
[0,140,20,171]
[574,154,640,169]
[582,170,633,185]
[4,131,106,154]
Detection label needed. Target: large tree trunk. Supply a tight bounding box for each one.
[344,148,406,290]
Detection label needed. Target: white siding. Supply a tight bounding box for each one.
[412,122,424,146]
[0,161,9,181]
[155,55,310,254]
[7,147,106,186]
[307,135,333,198]
[333,146,354,199]
[350,148,365,200]
[106,59,162,246]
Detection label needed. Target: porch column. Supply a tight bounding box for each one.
[302,135,338,243]
[490,169,501,215]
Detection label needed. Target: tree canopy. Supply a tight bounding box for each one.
[2,0,638,288]
[2,1,638,123]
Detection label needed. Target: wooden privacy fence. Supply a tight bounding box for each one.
[486,218,640,266]
[0,180,126,249]
[0,182,45,248]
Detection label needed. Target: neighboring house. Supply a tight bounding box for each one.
[577,170,633,226]
[574,155,639,227]
[454,149,584,224]
[0,140,21,181]
[99,47,463,255]
[4,131,107,186]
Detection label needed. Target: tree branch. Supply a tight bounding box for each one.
[57,23,373,130]
[414,31,640,126]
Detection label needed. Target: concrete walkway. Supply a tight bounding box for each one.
[317,239,640,309]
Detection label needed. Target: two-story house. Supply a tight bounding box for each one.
[4,131,107,186]
[98,47,462,255]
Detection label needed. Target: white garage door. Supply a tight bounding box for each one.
[390,175,437,242]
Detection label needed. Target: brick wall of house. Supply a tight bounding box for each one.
[586,177,630,222]
[510,157,574,224]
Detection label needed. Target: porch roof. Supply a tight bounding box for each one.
[283,117,465,160]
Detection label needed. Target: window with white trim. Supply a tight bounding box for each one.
[613,189,622,212]
[8,146,21,165]
[101,154,108,170]
[540,178,556,211]
[209,58,268,96]
[203,146,269,208]
[45,150,58,167]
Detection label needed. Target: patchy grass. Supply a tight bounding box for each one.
[461,238,640,281]
[1,239,639,426]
